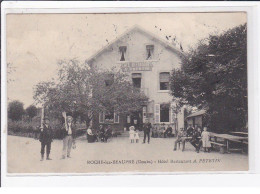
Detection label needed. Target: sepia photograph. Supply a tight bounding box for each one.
[5,12,248,174]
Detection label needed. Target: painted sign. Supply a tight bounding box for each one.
[120,61,156,72]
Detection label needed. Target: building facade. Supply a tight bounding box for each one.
[87,26,185,131]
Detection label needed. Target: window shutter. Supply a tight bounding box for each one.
[127,115,131,124]
[170,103,176,123]
[154,104,160,123]
[99,112,104,123]
[142,106,147,123]
[114,112,119,123]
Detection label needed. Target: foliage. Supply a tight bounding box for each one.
[170,24,247,132]
[8,119,35,134]
[8,100,25,121]
[25,105,38,120]
[33,59,148,127]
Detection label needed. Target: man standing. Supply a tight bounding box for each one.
[39,117,53,161]
[143,119,152,144]
[61,112,76,159]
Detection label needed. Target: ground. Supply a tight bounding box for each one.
[7,135,248,174]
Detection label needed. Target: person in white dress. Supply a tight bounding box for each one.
[201,127,211,152]
[129,126,135,143]
[134,129,140,143]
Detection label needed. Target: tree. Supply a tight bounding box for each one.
[170,23,247,133]
[26,105,38,120]
[33,59,148,127]
[8,100,25,121]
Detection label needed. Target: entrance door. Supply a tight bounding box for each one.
[126,111,143,131]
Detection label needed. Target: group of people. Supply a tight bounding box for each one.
[129,119,152,144]
[173,124,211,153]
[86,125,112,143]
[39,112,76,161]
[39,113,211,161]
[151,124,173,138]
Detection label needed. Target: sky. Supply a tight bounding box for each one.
[6,12,247,108]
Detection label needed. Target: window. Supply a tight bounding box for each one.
[159,72,170,90]
[146,45,154,60]
[132,73,142,89]
[160,103,170,123]
[99,111,119,123]
[105,111,114,123]
[119,46,127,61]
[105,73,114,86]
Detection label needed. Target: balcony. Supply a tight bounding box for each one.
[117,60,158,72]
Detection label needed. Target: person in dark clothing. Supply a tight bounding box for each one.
[39,117,53,161]
[98,125,105,142]
[104,125,112,142]
[164,125,173,138]
[190,127,202,153]
[143,119,152,144]
[186,124,194,137]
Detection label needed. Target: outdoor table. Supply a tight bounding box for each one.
[230,131,248,137]
[210,132,248,153]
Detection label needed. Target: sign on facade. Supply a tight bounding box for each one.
[120,61,156,72]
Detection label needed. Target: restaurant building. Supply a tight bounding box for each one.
[86,26,185,131]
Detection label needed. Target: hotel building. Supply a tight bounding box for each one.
[87,26,185,131]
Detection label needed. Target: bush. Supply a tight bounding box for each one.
[8,119,87,139]
[8,119,35,137]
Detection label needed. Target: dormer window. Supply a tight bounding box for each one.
[119,46,127,61]
[146,45,154,60]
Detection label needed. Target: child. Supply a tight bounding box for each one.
[129,126,135,143]
[134,129,140,143]
[201,127,211,152]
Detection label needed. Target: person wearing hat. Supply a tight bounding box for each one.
[143,119,152,144]
[39,116,53,161]
[61,112,76,159]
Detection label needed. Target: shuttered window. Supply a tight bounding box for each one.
[160,103,170,122]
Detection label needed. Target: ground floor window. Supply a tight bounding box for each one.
[99,111,119,123]
[160,103,170,123]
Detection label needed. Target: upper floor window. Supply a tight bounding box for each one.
[119,46,127,61]
[146,45,154,60]
[132,73,142,89]
[159,72,170,90]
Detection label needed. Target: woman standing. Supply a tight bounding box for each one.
[201,127,211,152]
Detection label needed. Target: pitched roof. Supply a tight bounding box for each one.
[186,109,206,118]
[86,25,185,64]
